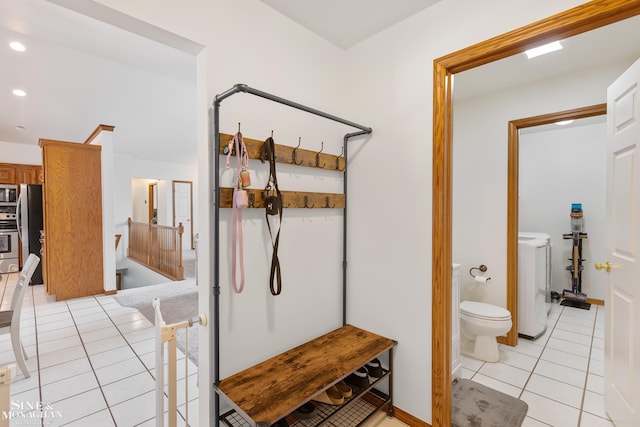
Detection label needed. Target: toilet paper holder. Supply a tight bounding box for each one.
[469,264,491,281]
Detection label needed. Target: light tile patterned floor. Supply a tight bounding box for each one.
[461,301,611,426]
[0,273,408,427]
[0,272,197,426]
[1,270,611,426]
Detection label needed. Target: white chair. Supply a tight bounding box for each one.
[0,254,40,378]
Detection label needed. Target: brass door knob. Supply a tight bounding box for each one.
[595,262,612,272]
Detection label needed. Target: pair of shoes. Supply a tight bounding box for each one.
[311,380,352,406]
[345,366,370,388]
[365,358,384,378]
[273,417,289,427]
[345,359,385,389]
[335,380,352,398]
[293,402,317,419]
[312,385,345,405]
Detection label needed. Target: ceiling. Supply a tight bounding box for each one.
[0,0,442,165]
[454,14,640,101]
[259,0,442,49]
[0,0,197,164]
[2,1,640,167]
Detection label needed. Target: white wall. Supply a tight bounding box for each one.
[157,179,171,226]
[452,61,629,310]
[520,121,607,301]
[70,0,594,424]
[91,129,116,292]
[115,155,197,262]
[0,141,41,164]
[130,178,155,224]
[83,1,362,424]
[344,0,587,422]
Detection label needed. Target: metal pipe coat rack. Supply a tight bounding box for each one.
[210,83,372,426]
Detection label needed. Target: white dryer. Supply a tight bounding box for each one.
[518,232,552,339]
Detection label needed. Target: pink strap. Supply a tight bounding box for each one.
[231,132,246,293]
[231,193,244,293]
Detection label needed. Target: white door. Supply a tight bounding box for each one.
[604,57,640,426]
[173,181,193,250]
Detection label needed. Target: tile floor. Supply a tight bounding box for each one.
[1,270,612,427]
[461,301,611,426]
[0,272,198,426]
[0,273,406,427]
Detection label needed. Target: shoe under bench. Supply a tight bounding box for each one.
[215,324,397,427]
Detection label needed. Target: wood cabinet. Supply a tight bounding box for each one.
[16,165,41,184]
[0,164,16,184]
[0,163,41,185]
[40,139,104,301]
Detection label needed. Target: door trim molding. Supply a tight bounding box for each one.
[505,104,606,347]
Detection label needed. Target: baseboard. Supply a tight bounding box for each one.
[103,289,117,296]
[587,298,604,306]
[362,392,431,426]
[392,405,431,427]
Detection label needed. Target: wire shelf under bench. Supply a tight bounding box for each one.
[221,388,391,427]
[215,325,396,427]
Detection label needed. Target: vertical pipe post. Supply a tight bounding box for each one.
[211,99,221,427]
[342,130,372,326]
[342,134,349,326]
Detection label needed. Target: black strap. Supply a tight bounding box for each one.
[263,137,283,295]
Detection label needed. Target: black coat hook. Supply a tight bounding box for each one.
[336,146,345,171]
[315,142,325,168]
[304,195,314,208]
[292,137,303,165]
[325,196,335,208]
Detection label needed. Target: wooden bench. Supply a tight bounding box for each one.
[216,324,396,426]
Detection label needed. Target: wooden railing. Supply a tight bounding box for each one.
[128,218,184,281]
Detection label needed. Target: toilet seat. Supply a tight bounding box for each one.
[460,301,511,321]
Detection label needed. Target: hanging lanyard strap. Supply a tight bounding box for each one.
[230,132,247,293]
[263,137,283,295]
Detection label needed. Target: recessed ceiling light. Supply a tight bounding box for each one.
[12,89,26,97]
[9,41,26,52]
[15,125,26,131]
[555,120,574,126]
[524,41,563,59]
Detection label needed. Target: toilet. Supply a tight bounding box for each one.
[460,300,512,362]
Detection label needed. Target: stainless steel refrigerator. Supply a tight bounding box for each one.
[17,184,43,285]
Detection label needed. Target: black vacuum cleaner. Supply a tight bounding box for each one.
[561,203,591,310]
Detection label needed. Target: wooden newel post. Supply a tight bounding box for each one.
[127,218,132,258]
[147,222,153,265]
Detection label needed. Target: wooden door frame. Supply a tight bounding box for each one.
[172,180,194,250]
[148,182,157,224]
[506,103,607,342]
[432,2,640,425]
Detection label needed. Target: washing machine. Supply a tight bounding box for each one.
[518,232,552,339]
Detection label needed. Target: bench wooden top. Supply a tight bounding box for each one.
[216,324,396,426]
